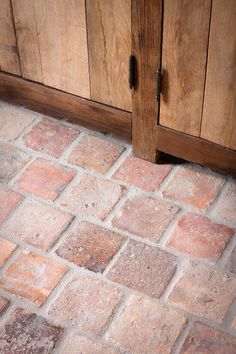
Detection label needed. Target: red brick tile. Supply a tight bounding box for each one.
[112,195,179,242]
[0,184,22,224]
[49,273,123,334]
[225,245,236,274]
[113,156,172,191]
[212,182,236,225]
[68,134,124,174]
[167,213,234,261]
[59,333,119,354]
[1,200,73,251]
[0,308,63,353]
[168,262,236,322]
[56,221,123,273]
[106,295,186,354]
[180,322,236,354]
[0,251,67,305]
[0,143,29,182]
[107,240,177,297]
[23,119,78,158]
[59,173,124,220]
[162,167,224,209]
[0,237,17,268]
[0,296,9,314]
[15,158,76,200]
[232,317,236,329]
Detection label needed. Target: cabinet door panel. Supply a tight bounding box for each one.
[201,0,236,150]
[159,0,211,136]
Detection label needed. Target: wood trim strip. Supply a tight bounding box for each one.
[0,72,132,142]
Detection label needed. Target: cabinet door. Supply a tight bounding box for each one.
[159,0,211,136]
[201,0,236,150]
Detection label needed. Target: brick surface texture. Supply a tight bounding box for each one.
[0,103,235,352]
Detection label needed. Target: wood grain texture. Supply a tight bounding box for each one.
[132,0,162,162]
[12,0,90,98]
[201,0,236,150]
[0,72,131,141]
[86,0,132,111]
[0,0,21,75]
[159,0,212,136]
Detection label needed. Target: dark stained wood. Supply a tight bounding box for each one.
[156,125,236,175]
[131,0,162,162]
[0,72,131,142]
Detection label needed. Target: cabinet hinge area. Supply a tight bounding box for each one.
[129,54,135,89]
[156,68,162,101]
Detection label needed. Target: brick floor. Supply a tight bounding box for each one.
[0,103,235,352]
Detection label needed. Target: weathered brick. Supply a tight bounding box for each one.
[0,142,29,182]
[113,156,172,191]
[0,237,17,268]
[106,295,186,354]
[168,262,236,322]
[68,134,124,174]
[56,221,123,273]
[225,245,236,274]
[180,322,236,354]
[162,167,224,209]
[0,184,22,224]
[212,182,236,225]
[59,173,124,220]
[1,200,73,251]
[49,273,123,334]
[23,119,78,158]
[112,195,179,242]
[0,251,67,305]
[167,213,234,261]
[0,296,9,314]
[232,317,236,329]
[107,240,177,297]
[0,308,63,353]
[15,158,75,200]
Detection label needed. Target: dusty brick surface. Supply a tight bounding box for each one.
[1,200,73,251]
[167,213,234,261]
[68,134,124,174]
[56,221,123,273]
[113,156,172,191]
[59,173,124,219]
[0,104,36,141]
[0,184,22,224]
[23,119,78,158]
[0,251,67,305]
[0,237,17,268]
[106,295,186,354]
[180,322,236,354]
[168,263,236,322]
[15,158,76,200]
[212,181,236,225]
[0,296,9,314]
[0,142,29,182]
[112,195,179,242]
[0,308,63,353]
[107,240,177,297]
[162,167,224,209]
[232,317,236,329]
[225,245,236,274]
[49,273,123,334]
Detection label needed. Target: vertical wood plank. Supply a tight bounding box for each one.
[159,0,212,136]
[0,0,21,75]
[201,0,236,150]
[86,0,132,111]
[132,0,162,162]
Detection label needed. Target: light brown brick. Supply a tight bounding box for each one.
[0,296,9,314]
[49,273,123,334]
[212,182,236,225]
[0,251,67,305]
[0,237,17,268]
[168,262,236,322]
[56,221,123,273]
[112,195,179,242]
[1,200,73,251]
[106,295,186,354]
[0,184,22,224]
[107,240,177,297]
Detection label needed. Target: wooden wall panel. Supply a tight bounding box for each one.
[86,0,132,111]
[12,0,90,98]
[159,0,212,136]
[201,0,236,150]
[0,0,21,75]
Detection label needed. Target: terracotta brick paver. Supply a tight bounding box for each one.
[0,296,9,314]
[212,181,236,225]
[0,184,22,223]
[0,237,17,267]
[225,245,236,274]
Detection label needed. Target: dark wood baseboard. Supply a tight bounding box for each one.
[156,125,236,175]
[0,72,132,142]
